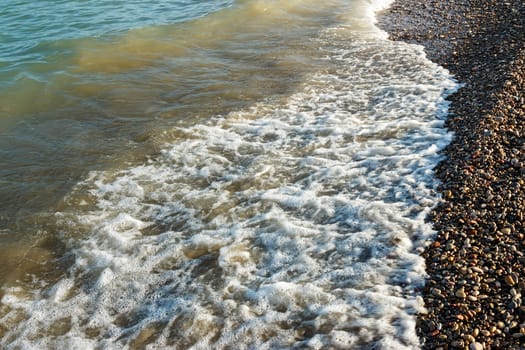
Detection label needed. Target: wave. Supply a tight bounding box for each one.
[0,1,457,349]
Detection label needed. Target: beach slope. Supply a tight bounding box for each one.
[379,1,525,349]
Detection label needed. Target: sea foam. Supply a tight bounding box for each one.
[0,1,457,349]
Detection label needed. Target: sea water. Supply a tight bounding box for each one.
[0,0,456,349]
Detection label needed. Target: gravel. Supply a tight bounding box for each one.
[378,1,525,349]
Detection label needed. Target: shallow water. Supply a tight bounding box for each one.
[0,0,456,348]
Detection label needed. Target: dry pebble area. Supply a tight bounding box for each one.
[378,1,525,349]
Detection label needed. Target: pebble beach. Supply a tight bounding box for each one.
[379,1,525,349]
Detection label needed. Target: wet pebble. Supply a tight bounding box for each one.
[379,0,525,349]
[470,342,484,350]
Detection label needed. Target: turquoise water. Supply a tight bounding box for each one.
[0,0,233,65]
[0,1,457,348]
[2,0,300,228]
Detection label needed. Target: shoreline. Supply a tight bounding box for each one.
[378,1,525,349]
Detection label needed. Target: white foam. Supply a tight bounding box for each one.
[0,1,457,349]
